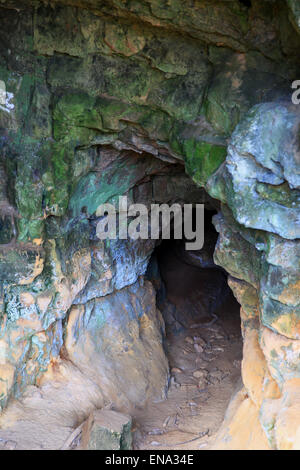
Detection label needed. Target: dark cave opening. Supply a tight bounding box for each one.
[147,207,241,337]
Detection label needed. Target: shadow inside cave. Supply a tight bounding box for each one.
[149,207,241,335]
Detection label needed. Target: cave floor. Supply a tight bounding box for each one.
[133,293,243,450]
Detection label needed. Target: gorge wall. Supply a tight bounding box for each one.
[0,0,300,450]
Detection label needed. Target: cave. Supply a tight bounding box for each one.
[0,0,300,452]
[133,209,242,449]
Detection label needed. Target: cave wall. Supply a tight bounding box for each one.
[0,0,300,449]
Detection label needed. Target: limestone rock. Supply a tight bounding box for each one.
[65,279,169,411]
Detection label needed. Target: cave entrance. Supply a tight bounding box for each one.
[135,207,242,450]
[154,208,241,335]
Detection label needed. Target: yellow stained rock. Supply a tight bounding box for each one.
[19,293,35,307]
[212,385,271,450]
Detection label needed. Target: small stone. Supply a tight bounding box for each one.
[194,343,204,353]
[1,440,17,450]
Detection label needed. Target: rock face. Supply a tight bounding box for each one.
[81,409,132,450]
[0,0,299,450]
[211,103,300,450]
